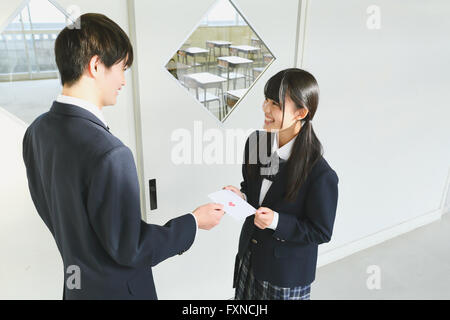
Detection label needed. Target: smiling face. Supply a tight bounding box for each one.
[97,59,127,107]
[262,93,308,132]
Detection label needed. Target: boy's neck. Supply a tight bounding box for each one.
[61,80,103,110]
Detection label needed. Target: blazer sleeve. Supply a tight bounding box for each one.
[273,170,339,244]
[22,129,55,236]
[86,146,196,268]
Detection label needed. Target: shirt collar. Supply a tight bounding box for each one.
[272,132,297,160]
[56,94,108,128]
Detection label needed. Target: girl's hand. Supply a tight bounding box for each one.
[223,185,245,200]
[254,207,274,229]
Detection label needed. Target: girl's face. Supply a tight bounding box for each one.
[262,94,307,131]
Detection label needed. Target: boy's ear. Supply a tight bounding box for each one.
[87,55,101,78]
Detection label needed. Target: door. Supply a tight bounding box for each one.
[132,0,302,299]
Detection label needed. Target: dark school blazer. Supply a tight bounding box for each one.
[233,130,339,288]
[23,101,196,299]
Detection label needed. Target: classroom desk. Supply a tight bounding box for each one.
[251,54,274,77]
[183,72,227,119]
[166,61,192,80]
[224,88,247,109]
[251,37,263,48]
[206,40,232,67]
[229,45,261,60]
[252,67,264,80]
[263,53,274,64]
[179,47,209,72]
[217,56,253,92]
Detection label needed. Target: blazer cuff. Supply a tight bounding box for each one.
[189,212,198,244]
[177,213,197,256]
[272,211,296,241]
[267,211,279,230]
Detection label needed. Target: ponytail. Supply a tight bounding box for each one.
[285,119,323,201]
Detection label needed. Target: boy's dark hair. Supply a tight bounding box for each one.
[54,13,133,86]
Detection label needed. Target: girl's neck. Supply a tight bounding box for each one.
[278,121,301,148]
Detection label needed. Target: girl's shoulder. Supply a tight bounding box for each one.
[309,155,339,184]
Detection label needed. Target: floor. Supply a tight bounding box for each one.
[311,211,450,299]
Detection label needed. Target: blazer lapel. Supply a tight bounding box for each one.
[250,130,272,208]
[252,173,263,208]
[261,167,287,208]
[50,101,111,133]
[249,130,288,209]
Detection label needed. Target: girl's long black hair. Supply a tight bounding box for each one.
[248,68,324,201]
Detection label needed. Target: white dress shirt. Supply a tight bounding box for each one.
[243,132,298,230]
[55,94,199,240]
[56,94,109,129]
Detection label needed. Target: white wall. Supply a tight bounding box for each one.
[444,170,450,214]
[300,0,450,260]
[0,108,63,299]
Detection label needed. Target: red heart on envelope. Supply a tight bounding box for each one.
[228,201,236,207]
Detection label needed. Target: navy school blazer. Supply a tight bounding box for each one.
[233,130,339,288]
[22,101,196,299]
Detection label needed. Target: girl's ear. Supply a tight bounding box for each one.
[295,107,309,121]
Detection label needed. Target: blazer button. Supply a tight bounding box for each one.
[251,239,258,244]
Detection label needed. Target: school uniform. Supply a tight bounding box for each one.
[22,96,197,299]
[233,130,339,300]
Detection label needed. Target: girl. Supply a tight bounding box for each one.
[224,68,339,300]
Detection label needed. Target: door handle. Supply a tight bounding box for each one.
[149,179,157,210]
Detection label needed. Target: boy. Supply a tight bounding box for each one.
[22,13,224,300]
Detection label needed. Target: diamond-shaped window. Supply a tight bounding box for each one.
[165,0,275,122]
[0,0,67,124]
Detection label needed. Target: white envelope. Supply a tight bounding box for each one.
[208,189,256,221]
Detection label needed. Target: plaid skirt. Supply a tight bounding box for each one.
[234,249,311,300]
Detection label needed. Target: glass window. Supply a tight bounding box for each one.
[165,0,275,122]
[0,0,66,124]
